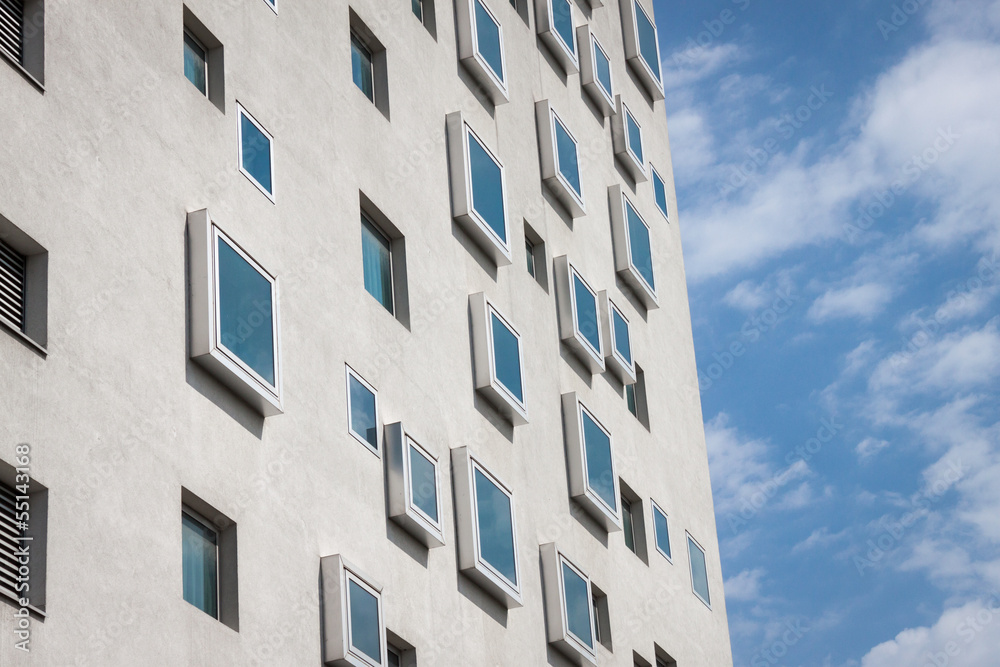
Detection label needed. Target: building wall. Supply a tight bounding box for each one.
[0,0,733,665]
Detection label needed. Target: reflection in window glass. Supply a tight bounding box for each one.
[594,40,613,100]
[562,562,593,648]
[351,33,374,101]
[625,110,644,165]
[525,237,536,277]
[411,0,423,21]
[554,117,582,197]
[468,133,507,243]
[217,238,275,385]
[612,307,632,365]
[182,513,218,618]
[348,580,382,662]
[622,496,636,553]
[653,505,671,558]
[653,169,669,218]
[552,0,575,54]
[240,111,273,194]
[582,411,616,512]
[573,274,600,354]
[625,202,655,291]
[689,536,711,605]
[409,444,439,523]
[361,216,393,314]
[634,1,662,82]
[183,32,207,95]
[490,312,523,402]
[474,468,517,585]
[474,0,504,82]
[349,373,378,450]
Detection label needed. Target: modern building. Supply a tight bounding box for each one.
[0,0,733,665]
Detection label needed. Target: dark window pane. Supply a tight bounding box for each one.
[653,170,668,217]
[182,513,218,618]
[593,597,602,643]
[573,274,600,354]
[562,562,593,648]
[594,42,613,99]
[409,445,439,523]
[349,374,378,449]
[490,313,523,402]
[635,1,661,82]
[183,32,207,95]
[554,118,582,197]
[626,202,655,291]
[217,238,275,385]
[388,647,402,667]
[351,34,374,101]
[654,506,671,558]
[626,383,638,417]
[626,111,644,165]
[474,468,517,586]
[689,537,711,604]
[622,497,636,552]
[361,216,393,314]
[240,112,273,194]
[468,133,507,243]
[411,0,423,21]
[552,0,575,54]
[582,411,616,512]
[349,580,382,662]
[474,0,505,82]
[612,308,632,365]
[525,238,536,277]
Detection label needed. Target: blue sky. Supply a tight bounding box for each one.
[652,0,1000,665]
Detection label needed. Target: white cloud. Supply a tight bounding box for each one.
[808,284,894,322]
[661,42,743,90]
[856,437,891,462]
[725,568,766,602]
[792,527,848,554]
[723,280,772,311]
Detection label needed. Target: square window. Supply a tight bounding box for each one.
[620,481,649,562]
[346,365,380,455]
[619,0,664,100]
[562,393,621,532]
[237,104,275,201]
[183,30,207,95]
[361,214,394,314]
[0,217,47,354]
[609,185,658,310]
[555,256,605,374]
[320,555,387,667]
[541,543,597,664]
[187,210,282,416]
[651,500,672,561]
[385,422,445,548]
[578,26,614,115]
[535,101,585,217]
[470,292,527,424]
[613,96,647,182]
[180,489,238,630]
[351,32,374,102]
[0,460,48,613]
[456,0,509,104]
[1,0,44,89]
[536,0,578,74]
[452,447,522,608]
[688,533,711,608]
[651,166,670,221]
[447,112,512,266]
[183,8,225,112]
[600,292,636,384]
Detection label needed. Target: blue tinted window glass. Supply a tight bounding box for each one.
[625,383,637,416]
[625,202,655,291]
[474,0,505,83]
[412,0,423,20]
[654,506,671,558]
[183,33,207,95]
[474,468,517,586]
[612,308,632,365]
[653,170,668,217]
[594,41,613,99]
[348,580,382,663]
[562,562,593,648]
[554,118,582,197]
[625,111,644,165]
[240,112,272,194]
[409,445,439,523]
[349,374,378,450]
[468,133,507,244]
[182,514,218,618]
[351,34,374,101]
[490,312,523,402]
[622,497,636,551]
[361,217,393,314]
[582,411,616,512]
[552,0,575,54]
[217,238,275,385]
[689,537,710,605]
[573,274,600,354]
[635,1,661,82]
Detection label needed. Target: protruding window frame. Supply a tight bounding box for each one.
[577,25,615,116]
[320,554,388,667]
[619,0,665,101]
[600,291,636,384]
[555,256,605,374]
[608,185,659,310]
[469,292,528,425]
[536,0,579,74]
[535,100,586,218]
[456,0,509,104]
[541,543,598,665]
[384,422,445,548]
[612,96,647,182]
[562,392,622,532]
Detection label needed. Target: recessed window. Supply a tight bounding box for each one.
[470,293,528,424]
[348,12,391,119]
[351,32,374,101]
[620,0,664,100]
[320,555,387,667]
[180,489,238,630]
[613,97,646,182]
[620,481,648,562]
[651,501,672,561]
[388,645,401,667]
[187,210,282,416]
[592,584,612,651]
[651,166,670,221]
[600,292,635,384]
[237,104,274,201]
[447,112,511,265]
[525,237,536,277]
[524,221,548,290]
[535,101,585,217]
[183,8,225,112]
[687,533,711,608]
[563,393,621,532]
[537,0,578,73]
[1,222,47,354]
[621,495,636,553]
[625,364,650,428]
[457,0,508,104]
[361,214,393,314]
[609,186,658,310]
[578,26,614,115]
[411,0,423,21]
[183,30,207,95]
[385,422,445,547]
[555,256,604,374]
[655,649,678,667]
[0,462,48,613]
[541,543,596,664]
[452,447,522,607]
[0,0,43,88]
[346,366,380,455]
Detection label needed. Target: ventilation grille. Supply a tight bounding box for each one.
[0,0,23,65]
[0,480,23,599]
[0,239,26,331]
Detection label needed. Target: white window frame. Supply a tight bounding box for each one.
[619,0,664,101]
[456,0,509,104]
[554,256,605,374]
[320,555,388,667]
[541,543,597,665]
[651,165,670,221]
[262,0,278,14]
[600,290,636,384]
[469,292,528,425]
[687,532,712,609]
[650,500,672,562]
[612,95,646,182]
[384,422,445,548]
[446,112,512,266]
[346,365,381,456]
[536,0,579,74]
[187,209,283,416]
[562,393,622,532]
[535,100,586,218]
[451,446,523,608]
[183,28,209,97]
[608,185,659,310]
[236,103,276,203]
[577,26,615,116]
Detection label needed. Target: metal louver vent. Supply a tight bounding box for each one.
[0,239,26,331]
[0,481,23,599]
[0,0,23,65]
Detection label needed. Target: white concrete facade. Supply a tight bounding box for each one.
[0,0,733,665]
